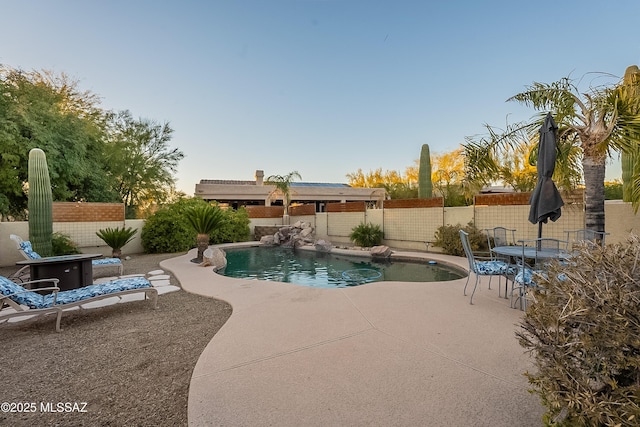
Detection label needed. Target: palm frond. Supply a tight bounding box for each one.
[96,226,137,250]
[184,205,225,235]
[508,79,583,118]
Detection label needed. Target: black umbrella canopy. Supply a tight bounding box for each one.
[528,113,564,237]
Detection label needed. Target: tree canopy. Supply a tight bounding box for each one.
[0,66,184,220]
[104,110,184,217]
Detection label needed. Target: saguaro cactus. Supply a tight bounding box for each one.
[622,151,635,202]
[622,65,640,202]
[418,144,433,198]
[28,148,53,257]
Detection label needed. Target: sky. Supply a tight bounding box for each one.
[2,0,639,194]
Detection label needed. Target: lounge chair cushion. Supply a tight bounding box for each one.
[1,276,151,310]
[0,276,47,308]
[92,258,122,266]
[19,241,41,259]
[19,240,122,267]
[45,277,151,307]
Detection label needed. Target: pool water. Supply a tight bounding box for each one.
[220,246,465,288]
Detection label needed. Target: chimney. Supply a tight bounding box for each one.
[255,170,264,186]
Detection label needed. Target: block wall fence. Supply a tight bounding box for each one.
[0,202,144,267]
[250,194,640,251]
[2,196,640,267]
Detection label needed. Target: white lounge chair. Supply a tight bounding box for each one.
[0,275,157,332]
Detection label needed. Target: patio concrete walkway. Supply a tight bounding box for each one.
[161,245,544,427]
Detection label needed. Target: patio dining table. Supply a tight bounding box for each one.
[492,245,571,261]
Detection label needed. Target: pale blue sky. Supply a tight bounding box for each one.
[2,0,638,193]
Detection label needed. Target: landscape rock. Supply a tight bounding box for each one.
[370,245,392,258]
[315,239,333,253]
[272,222,315,247]
[260,235,275,245]
[201,248,227,271]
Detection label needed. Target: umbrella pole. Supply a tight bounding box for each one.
[537,222,543,250]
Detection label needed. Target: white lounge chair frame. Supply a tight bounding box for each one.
[1,277,158,332]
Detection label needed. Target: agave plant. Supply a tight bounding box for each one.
[96,226,137,258]
[349,222,383,247]
[184,204,225,262]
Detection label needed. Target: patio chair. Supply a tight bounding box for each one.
[459,230,510,304]
[10,234,124,279]
[511,238,567,310]
[0,275,157,332]
[484,227,517,297]
[563,229,609,250]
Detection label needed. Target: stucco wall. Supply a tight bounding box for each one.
[2,201,638,268]
[605,201,640,244]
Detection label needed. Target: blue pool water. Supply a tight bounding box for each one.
[220,246,466,288]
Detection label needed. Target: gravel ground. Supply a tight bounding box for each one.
[0,253,232,427]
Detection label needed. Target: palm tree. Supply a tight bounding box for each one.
[184,204,225,262]
[265,171,302,217]
[464,66,640,233]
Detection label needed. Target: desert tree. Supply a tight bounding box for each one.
[104,110,184,218]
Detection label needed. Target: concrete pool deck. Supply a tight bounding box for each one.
[161,245,545,426]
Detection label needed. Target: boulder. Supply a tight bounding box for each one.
[371,245,392,258]
[260,235,275,245]
[201,248,227,271]
[271,223,315,247]
[299,227,314,238]
[315,239,333,253]
[279,226,292,237]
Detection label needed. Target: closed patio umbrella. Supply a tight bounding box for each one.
[528,113,564,238]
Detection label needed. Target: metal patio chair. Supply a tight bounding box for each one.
[484,227,517,297]
[511,238,568,310]
[564,229,609,250]
[459,230,510,304]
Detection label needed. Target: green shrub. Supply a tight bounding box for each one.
[141,198,251,254]
[209,207,251,244]
[518,236,640,426]
[604,181,623,200]
[51,232,80,256]
[433,222,488,256]
[96,226,137,258]
[141,199,200,253]
[349,222,383,247]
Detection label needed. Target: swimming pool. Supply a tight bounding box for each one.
[220,246,466,288]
